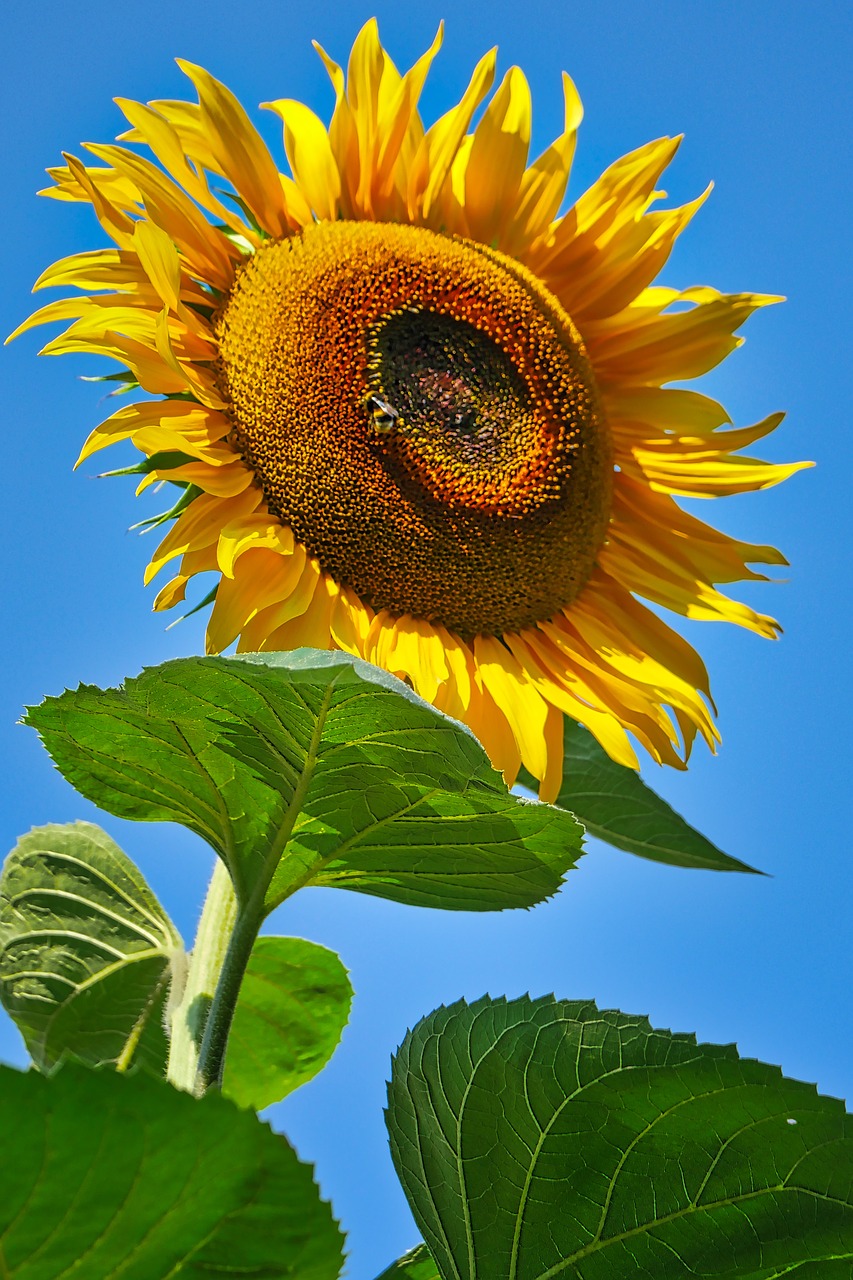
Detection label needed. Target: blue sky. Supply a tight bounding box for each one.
[2,2,851,1275]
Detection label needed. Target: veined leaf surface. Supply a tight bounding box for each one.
[26,652,584,916]
[0,1060,344,1278]
[387,995,853,1279]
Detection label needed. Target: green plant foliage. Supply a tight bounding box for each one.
[387,995,853,1279]
[0,1060,344,1279]
[223,935,353,1110]
[522,717,756,872]
[374,1244,441,1280]
[25,651,583,916]
[0,822,183,1073]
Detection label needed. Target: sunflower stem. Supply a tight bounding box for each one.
[193,884,268,1097]
[167,858,244,1095]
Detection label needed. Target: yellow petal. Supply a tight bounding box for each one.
[329,584,374,657]
[178,543,220,579]
[530,135,680,279]
[312,40,360,217]
[578,569,713,700]
[563,187,711,325]
[464,676,522,788]
[538,704,566,805]
[55,153,136,248]
[505,71,582,255]
[216,514,295,578]
[554,602,717,746]
[249,561,332,652]
[624,413,812,497]
[372,23,443,211]
[145,489,260,583]
[177,60,291,239]
[77,399,229,465]
[41,327,187,395]
[346,18,388,217]
[133,220,182,311]
[463,66,532,246]
[147,458,253,497]
[153,575,189,612]
[152,307,226,409]
[408,47,496,222]
[590,288,782,384]
[599,531,781,637]
[430,628,475,722]
[264,99,341,221]
[129,98,222,174]
[8,293,154,344]
[42,159,142,214]
[533,624,689,768]
[506,630,640,770]
[603,384,731,435]
[612,476,788,583]
[207,545,307,652]
[115,96,255,240]
[33,249,149,294]
[85,142,239,290]
[473,635,549,783]
[366,613,450,703]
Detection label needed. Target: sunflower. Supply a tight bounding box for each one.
[13,21,808,802]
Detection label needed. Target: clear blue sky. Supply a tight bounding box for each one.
[2,2,850,1276]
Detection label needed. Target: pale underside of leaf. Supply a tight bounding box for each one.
[0,822,183,1073]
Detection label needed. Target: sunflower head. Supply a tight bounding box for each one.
[13,19,810,801]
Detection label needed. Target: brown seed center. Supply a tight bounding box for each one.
[215,219,612,637]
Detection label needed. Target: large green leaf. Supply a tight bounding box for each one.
[387,995,853,1280]
[26,651,583,916]
[522,716,756,873]
[223,935,353,1111]
[374,1244,440,1280]
[0,1061,344,1279]
[0,822,183,1073]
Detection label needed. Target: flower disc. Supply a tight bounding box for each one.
[215,220,612,637]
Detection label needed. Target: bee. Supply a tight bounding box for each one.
[368,395,400,434]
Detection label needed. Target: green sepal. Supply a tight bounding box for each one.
[97,449,200,479]
[128,482,201,531]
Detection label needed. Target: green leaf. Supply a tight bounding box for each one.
[0,822,183,1073]
[387,995,853,1280]
[25,651,583,917]
[374,1244,440,1280]
[223,935,353,1111]
[0,1060,344,1279]
[521,716,757,873]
